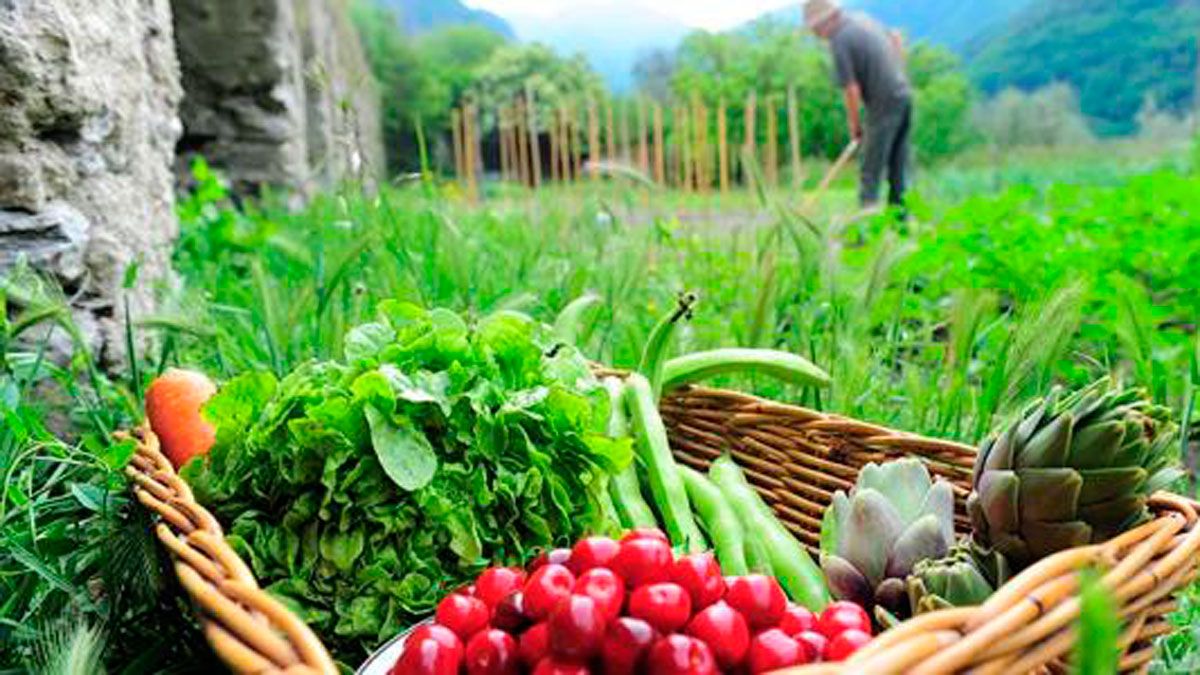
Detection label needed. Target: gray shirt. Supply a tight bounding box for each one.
[830,13,911,112]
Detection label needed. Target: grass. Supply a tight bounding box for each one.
[2,141,1199,671]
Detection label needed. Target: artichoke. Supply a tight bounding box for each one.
[820,458,956,617]
[968,380,1183,570]
[907,544,1009,615]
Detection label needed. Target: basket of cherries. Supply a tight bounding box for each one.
[387,528,872,674]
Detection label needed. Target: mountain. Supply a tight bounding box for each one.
[752,0,1031,50]
[968,0,1200,135]
[510,3,690,92]
[377,0,514,38]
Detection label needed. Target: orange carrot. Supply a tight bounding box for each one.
[145,368,217,469]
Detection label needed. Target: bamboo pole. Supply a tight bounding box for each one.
[653,103,665,185]
[515,99,530,187]
[788,85,803,189]
[605,102,617,163]
[691,92,706,193]
[451,107,464,185]
[499,106,510,182]
[463,102,478,202]
[525,83,541,189]
[718,97,729,194]
[588,98,600,180]
[744,91,758,181]
[619,99,631,162]
[571,103,583,182]
[766,95,779,188]
[563,105,573,182]
[637,98,649,174]
[549,106,561,183]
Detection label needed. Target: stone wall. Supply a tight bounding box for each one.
[173,0,384,194]
[0,0,183,363]
[0,0,382,363]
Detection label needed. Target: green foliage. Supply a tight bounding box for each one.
[472,43,606,131]
[665,18,976,164]
[1074,568,1120,675]
[183,305,623,663]
[968,0,1200,136]
[973,84,1095,148]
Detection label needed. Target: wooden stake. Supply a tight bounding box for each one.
[515,99,530,187]
[451,107,464,185]
[463,102,478,202]
[680,105,694,191]
[571,104,583,181]
[788,85,803,188]
[718,98,729,194]
[653,103,665,185]
[619,100,631,162]
[744,91,758,181]
[588,99,600,180]
[692,92,707,192]
[549,107,561,183]
[637,98,649,174]
[525,83,541,188]
[605,102,617,163]
[766,95,779,188]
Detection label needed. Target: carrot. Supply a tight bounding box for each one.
[145,368,217,469]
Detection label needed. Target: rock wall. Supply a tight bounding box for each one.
[173,0,384,194]
[0,0,183,363]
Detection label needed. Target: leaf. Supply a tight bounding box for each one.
[344,321,395,363]
[366,405,436,491]
[97,438,137,471]
[1072,568,1119,675]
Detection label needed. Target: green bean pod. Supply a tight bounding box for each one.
[624,373,706,552]
[680,465,749,576]
[638,292,697,399]
[710,455,830,610]
[602,377,658,530]
[553,293,603,346]
[661,348,831,392]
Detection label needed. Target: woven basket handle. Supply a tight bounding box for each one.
[123,426,337,675]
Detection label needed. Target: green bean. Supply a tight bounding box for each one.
[638,292,697,399]
[602,377,658,529]
[680,465,749,575]
[661,348,831,392]
[624,373,706,552]
[710,455,830,610]
[552,293,602,346]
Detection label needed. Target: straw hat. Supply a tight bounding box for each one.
[803,0,841,29]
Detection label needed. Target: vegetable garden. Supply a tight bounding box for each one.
[3,146,1200,674]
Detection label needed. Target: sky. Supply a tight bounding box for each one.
[464,0,796,31]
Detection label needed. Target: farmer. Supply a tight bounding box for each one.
[804,0,912,211]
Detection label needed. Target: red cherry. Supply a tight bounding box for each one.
[524,564,576,621]
[407,624,462,652]
[620,527,670,544]
[476,567,527,607]
[600,617,659,675]
[646,634,717,675]
[611,538,673,588]
[780,604,819,637]
[725,575,788,629]
[796,630,829,663]
[685,601,751,669]
[531,656,590,675]
[519,623,551,667]
[569,536,620,573]
[491,591,530,633]
[574,568,625,621]
[628,583,692,634]
[746,628,807,673]
[464,629,519,675]
[435,593,490,640]
[671,553,726,610]
[825,628,872,662]
[818,602,872,639]
[393,630,464,675]
[548,594,608,660]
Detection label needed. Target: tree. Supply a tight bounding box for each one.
[472,43,606,131]
[632,49,676,102]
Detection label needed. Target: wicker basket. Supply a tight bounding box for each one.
[125,384,1200,674]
